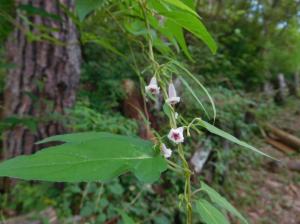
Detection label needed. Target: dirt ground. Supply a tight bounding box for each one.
[236,102,300,224]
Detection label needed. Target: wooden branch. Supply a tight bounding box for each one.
[265,137,295,154]
[265,124,300,150]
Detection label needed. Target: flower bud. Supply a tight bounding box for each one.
[161,143,172,158]
[166,83,180,105]
[145,76,160,95]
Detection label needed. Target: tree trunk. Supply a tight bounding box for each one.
[291,72,299,97]
[275,73,289,103]
[3,0,81,159]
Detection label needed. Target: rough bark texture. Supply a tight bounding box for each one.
[3,0,81,159]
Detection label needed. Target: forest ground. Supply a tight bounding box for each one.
[231,99,300,224]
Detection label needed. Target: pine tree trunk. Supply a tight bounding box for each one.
[3,0,81,159]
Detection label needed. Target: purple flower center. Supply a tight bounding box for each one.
[150,87,157,93]
[172,132,180,140]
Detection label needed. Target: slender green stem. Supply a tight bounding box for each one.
[139,1,194,223]
[178,144,193,224]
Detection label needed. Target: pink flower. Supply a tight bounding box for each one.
[161,144,172,158]
[168,127,184,144]
[145,76,160,95]
[166,83,180,105]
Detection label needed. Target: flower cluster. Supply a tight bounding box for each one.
[145,76,185,159]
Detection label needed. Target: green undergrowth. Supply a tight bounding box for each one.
[1,92,298,223]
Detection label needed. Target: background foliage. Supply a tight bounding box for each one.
[0,0,299,223]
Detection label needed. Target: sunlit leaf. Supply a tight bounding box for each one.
[201,181,248,224]
[161,0,199,17]
[0,132,167,183]
[161,11,217,54]
[196,199,229,224]
[181,0,195,9]
[165,19,193,60]
[149,0,216,54]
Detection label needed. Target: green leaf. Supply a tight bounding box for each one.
[201,182,248,224]
[165,19,193,60]
[18,4,61,21]
[163,103,173,120]
[161,0,199,18]
[82,33,123,56]
[170,60,216,121]
[199,120,277,160]
[75,0,104,21]
[161,11,217,54]
[181,0,195,9]
[196,199,229,224]
[179,77,209,119]
[0,132,167,183]
[118,210,135,224]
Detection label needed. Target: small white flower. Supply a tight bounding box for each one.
[161,144,172,158]
[145,76,160,95]
[168,127,184,144]
[166,83,180,105]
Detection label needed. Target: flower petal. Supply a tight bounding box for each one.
[168,83,177,98]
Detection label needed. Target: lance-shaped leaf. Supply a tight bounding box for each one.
[161,11,217,54]
[0,132,167,183]
[75,0,104,21]
[161,0,199,18]
[196,199,229,224]
[201,182,248,224]
[198,120,277,160]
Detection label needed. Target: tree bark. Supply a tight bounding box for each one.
[291,72,299,97]
[275,73,289,103]
[3,0,81,159]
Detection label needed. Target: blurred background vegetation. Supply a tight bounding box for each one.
[0,0,299,223]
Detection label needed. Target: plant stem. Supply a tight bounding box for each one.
[178,144,193,224]
[139,1,193,223]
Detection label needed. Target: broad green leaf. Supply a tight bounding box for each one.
[201,182,248,224]
[199,120,277,160]
[196,199,229,224]
[75,0,104,21]
[161,11,217,54]
[161,0,199,18]
[0,132,167,183]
